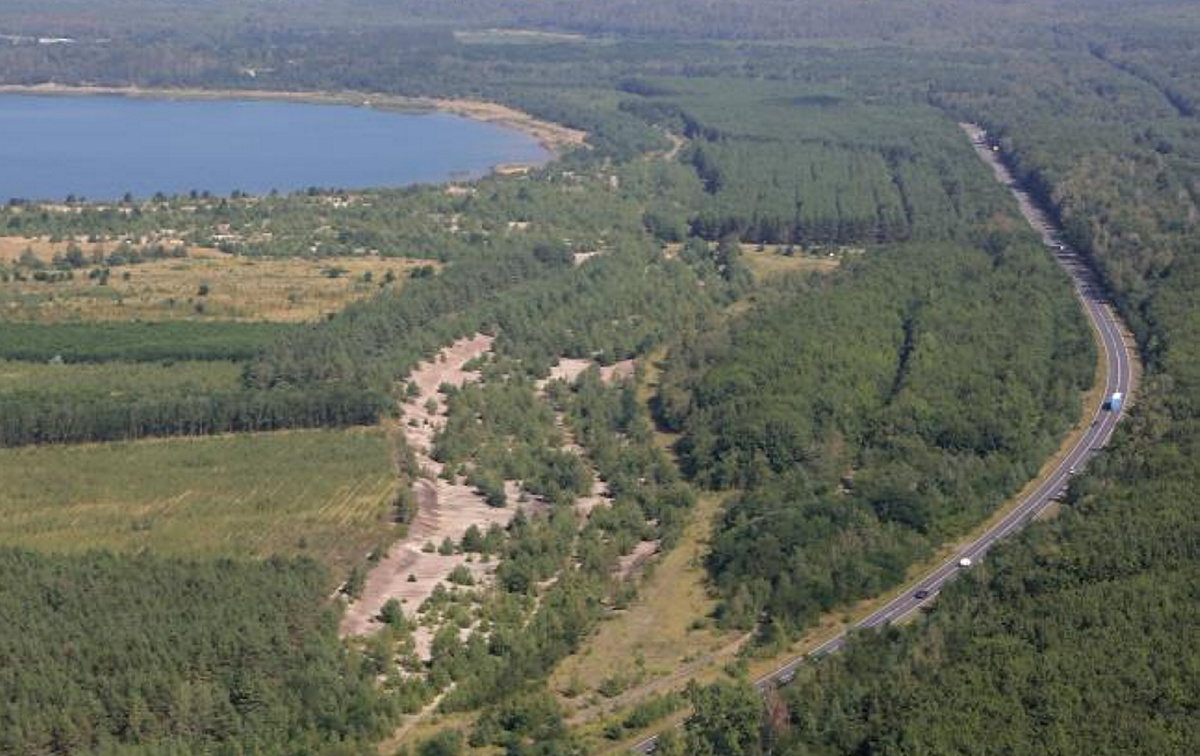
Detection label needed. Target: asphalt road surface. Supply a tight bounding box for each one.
[632,123,1135,754]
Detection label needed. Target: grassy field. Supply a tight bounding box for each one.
[0,428,398,574]
[0,359,242,394]
[0,249,434,323]
[663,241,843,282]
[738,243,845,279]
[547,348,743,723]
[551,492,741,716]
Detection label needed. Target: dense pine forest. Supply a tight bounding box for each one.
[0,0,1197,754]
[659,238,1092,637]
[0,549,394,755]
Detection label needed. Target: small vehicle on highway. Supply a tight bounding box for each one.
[958,557,972,568]
[914,589,931,600]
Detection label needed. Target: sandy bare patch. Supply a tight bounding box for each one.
[424,96,587,156]
[539,356,637,390]
[617,540,661,581]
[662,131,687,162]
[600,359,637,383]
[542,357,595,386]
[398,333,491,469]
[494,164,531,176]
[341,334,544,639]
[344,346,637,639]
[573,477,612,518]
[454,28,588,45]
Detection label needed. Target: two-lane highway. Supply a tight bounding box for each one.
[632,123,1136,753]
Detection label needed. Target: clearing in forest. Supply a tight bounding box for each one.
[551,493,742,721]
[341,334,529,641]
[342,346,638,643]
[540,357,637,387]
[0,428,398,574]
[738,243,846,278]
[0,247,437,323]
[663,241,844,281]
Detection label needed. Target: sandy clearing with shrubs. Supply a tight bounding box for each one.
[342,348,637,638]
[341,335,539,639]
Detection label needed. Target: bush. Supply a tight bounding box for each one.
[417,729,463,756]
[447,565,475,586]
[379,598,404,625]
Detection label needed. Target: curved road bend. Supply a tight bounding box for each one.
[632,123,1136,753]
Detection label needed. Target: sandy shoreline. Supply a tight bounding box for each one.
[0,83,587,166]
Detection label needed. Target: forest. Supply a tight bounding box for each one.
[0,321,289,363]
[637,3,1200,755]
[644,83,1005,245]
[0,382,385,446]
[349,369,695,752]
[0,0,1197,753]
[658,236,1093,637]
[0,548,394,756]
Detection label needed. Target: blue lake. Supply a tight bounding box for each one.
[0,94,549,201]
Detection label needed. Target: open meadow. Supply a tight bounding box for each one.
[0,247,434,322]
[0,427,398,574]
[738,243,846,278]
[551,493,741,715]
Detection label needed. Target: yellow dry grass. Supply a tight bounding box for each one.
[0,250,436,323]
[551,493,740,715]
[377,710,483,756]
[549,346,744,725]
[738,244,843,278]
[663,242,842,281]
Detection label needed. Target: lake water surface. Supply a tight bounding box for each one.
[0,94,549,201]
